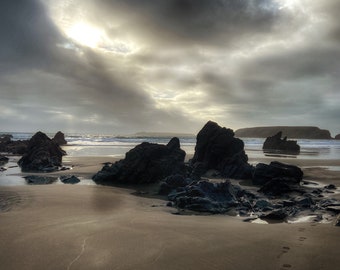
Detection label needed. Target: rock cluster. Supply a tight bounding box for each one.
[263,131,300,154]
[0,134,28,154]
[92,121,340,223]
[18,131,66,172]
[93,137,186,184]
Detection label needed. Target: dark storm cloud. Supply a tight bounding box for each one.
[1,0,340,135]
[94,0,281,47]
[0,0,174,132]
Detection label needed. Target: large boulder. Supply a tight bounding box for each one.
[263,131,300,154]
[52,131,67,145]
[253,161,303,186]
[18,131,66,172]
[191,121,252,179]
[93,137,186,185]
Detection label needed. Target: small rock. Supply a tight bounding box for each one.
[324,184,336,190]
[60,175,80,184]
[24,175,57,185]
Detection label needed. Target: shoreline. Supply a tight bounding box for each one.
[1,155,340,269]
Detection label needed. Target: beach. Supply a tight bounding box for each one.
[0,154,340,270]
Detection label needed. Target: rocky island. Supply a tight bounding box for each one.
[235,126,333,139]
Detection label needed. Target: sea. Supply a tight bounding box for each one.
[1,132,340,186]
[4,132,340,160]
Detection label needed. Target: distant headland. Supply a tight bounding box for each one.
[235,126,333,139]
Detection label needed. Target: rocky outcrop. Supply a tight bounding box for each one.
[235,126,332,139]
[93,137,186,185]
[18,131,66,172]
[52,131,67,145]
[263,131,300,154]
[161,174,339,222]
[0,134,28,154]
[190,121,253,179]
[335,134,340,140]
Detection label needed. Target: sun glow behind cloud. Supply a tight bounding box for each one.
[65,22,103,48]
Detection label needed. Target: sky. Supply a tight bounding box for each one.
[1,0,340,136]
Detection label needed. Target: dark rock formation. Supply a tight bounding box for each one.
[24,175,57,185]
[52,131,67,145]
[159,174,193,195]
[0,155,9,165]
[18,131,66,172]
[252,161,303,186]
[263,131,300,154]
[235,126,332,139]
[93,137,186,185]
[60,175,80,184]
[0,134,28,154]
[191,121,253,179]
[168,180,242,213]
[335,134,340,140]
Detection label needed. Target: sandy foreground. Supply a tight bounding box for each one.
[1,156,340,270]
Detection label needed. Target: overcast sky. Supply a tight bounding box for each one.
[1,0,339,136]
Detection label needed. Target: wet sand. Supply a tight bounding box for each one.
[0,156,340,269]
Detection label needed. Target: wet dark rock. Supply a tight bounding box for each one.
[254,199,274,211]
[52,131,67,145]
[261,209,288,221]
[253,161,303,186]
[18,131,66,172]
[326,206,340,213]
[159,174,193,195]
[93,137,186,185]
[24,175,57,185]
[295,197,315,208]
[263,131,300,154]
[170,180,241,213]
[0,155,9,165]
[258,177,303,196]
[60,175,80,184]
[324,184,336,190]
[191,121,252,179]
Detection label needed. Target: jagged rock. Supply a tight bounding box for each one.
[18,131,66,172]
[0,155,9,165]
[93,137,186,184]
[253,161,303,186]
[191,121,253,179]
[60,175,80,184]
[52,131,67,145]
[169,180,241,213]
[263,131,300,154]
[24,175,57,185]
